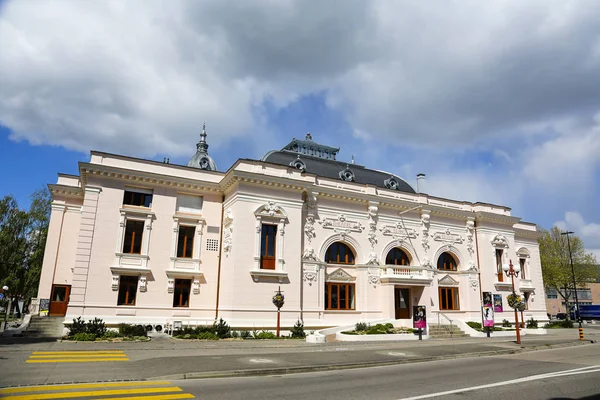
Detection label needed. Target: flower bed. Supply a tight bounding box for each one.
[63,317,149,342]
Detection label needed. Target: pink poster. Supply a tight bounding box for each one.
[483,305,494,327]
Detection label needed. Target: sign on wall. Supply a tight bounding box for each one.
[39,299,50,316]
[493,294,503,313]
[413,305,426,329]
[483,292,492,307]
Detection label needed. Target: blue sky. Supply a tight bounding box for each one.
[1,1,599,257]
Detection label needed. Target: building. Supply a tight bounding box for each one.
[36,129,547,331]
[545,281,600,318]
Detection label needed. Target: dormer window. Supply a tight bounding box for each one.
[123,188,152,208]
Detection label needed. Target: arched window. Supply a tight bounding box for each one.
[437,252,457,271]
[325,242,355,264]
[386,248,410,266]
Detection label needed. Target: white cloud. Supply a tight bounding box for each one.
[555,212,600,260]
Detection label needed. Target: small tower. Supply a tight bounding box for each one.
[187,123,218,171]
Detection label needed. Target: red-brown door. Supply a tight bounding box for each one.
[49,285,71,316]
[395,288,410,319]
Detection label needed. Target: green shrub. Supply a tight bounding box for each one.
[367,326,384,335]
[230,330,240,338]
[385,323,394,329]
[100,330,120,339]
[526,318,538,329]
[119,324,147,337]
[355,322,368,332]
[240,330,251,339]
[73,332,96,341]
[466,321,482,331]
[214,318,231,339]
[256,331,276,339]
[502,319,512,327]
[561,319,574,328]
[197,332,219,340]
[291,319,306,338]
[86,318,107,337]
[69,317,87,336]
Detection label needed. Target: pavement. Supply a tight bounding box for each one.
[0,325,598,388]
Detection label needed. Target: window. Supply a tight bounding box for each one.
[176,194,203,213]
[496,249,504,282]
[123,220,144,254]
[437,252,457,271]
[325,283,355,310]
[546,289,558,299]
[386,248,410,265]
[117,276,138,306]
[176,226,195,258]
[523,292,530,310]
[123,190,152,207]
[325,242,355,265]
[173,279,191,307]
[519,258,526,279]
[439,287,459,310]
[260,224,277,269]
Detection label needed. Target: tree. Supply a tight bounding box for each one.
[0,188,51,311]
[539,226,599,318]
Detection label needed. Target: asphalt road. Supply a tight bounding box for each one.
[174,344,600,400]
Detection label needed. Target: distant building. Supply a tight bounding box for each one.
[36,129,547,331]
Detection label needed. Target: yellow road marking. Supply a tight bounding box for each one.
[30,354,128,358]
[26,358,130,363]
[2,386,183,400]
[104,394,195,400]
[31,351,125,355]
[0,381,172,395]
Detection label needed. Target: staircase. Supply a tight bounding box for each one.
[427,324,470,339]
[22,316,66,338]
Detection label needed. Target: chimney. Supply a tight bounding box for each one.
[416,173,426,194]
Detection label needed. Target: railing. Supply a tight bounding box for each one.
[432,311,454,338]
[383,266,428,277]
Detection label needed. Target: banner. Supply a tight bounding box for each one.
[413,305,426,329]
[483,291,492,307]
[493,294,503,313]
[483,305,494,327]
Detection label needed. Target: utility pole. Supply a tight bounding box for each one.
[561,231,584,340]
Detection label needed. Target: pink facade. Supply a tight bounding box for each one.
[37,134,547,331]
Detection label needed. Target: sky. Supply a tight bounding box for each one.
[0,0,599,259]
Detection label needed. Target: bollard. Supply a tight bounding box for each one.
[418,328,422,340]
[579,327,584,341]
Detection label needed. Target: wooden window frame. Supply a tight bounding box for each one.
[438,287,460,310]
[173,278,191,308]
[496,249,504,282]
[386,248,410,265]
[437,252,457,271]
[519,258,526,279]
[123,190,153,208]
[117,276,138,306]
[325,242,355,265]
[176,225,195,258]
[325,282,356,310]
[260,224,277,270]
[122,220,145,254]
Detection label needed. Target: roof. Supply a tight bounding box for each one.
[262,135,416,194]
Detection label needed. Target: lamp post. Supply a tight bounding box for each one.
[1,286,9,333]
[502,260,521,344]
[272,286,285,338]
[561,231,584,340]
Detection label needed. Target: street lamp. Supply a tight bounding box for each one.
[1,286,9,333]
[561,231,584,340]
[502,260,521,344]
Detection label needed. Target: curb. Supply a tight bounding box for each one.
[148,340,595,381]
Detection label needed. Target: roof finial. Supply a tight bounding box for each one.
[352,155,355,164]
[197,122,209,153]
[306,132,313,141]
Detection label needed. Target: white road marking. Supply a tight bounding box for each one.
[387,352,406,356]
[249,358,275,363]
[397,365,600,400]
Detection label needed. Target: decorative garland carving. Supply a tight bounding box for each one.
[223,210,233,257]
[421,211,431,254]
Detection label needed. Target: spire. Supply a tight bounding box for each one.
[197,123,209,153]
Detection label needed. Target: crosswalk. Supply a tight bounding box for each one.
[0,381,195,399]
[26,350,129,363]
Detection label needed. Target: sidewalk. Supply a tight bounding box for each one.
[0,327,597,387]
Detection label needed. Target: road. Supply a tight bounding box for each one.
[173,344,600,400]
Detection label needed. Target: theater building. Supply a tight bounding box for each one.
[36,128,547,331]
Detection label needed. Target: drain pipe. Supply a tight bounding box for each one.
[214,195,225,322]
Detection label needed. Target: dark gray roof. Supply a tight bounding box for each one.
[262,150,416,194]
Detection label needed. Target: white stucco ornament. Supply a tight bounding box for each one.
[138,276,147,292]
[303,270,318,286]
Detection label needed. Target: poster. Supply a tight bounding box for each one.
[39,299,50,316]
[483,305,494,327]
[413,305,426,329]
[483,291,492,307]
[493,294,503,312]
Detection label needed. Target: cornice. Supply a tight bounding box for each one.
[48,184,84,199]
[514,228,541,240]
[475,211,522,226]
[233,171,308,192]
[79,162,221,193]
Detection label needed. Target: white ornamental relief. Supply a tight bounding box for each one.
[138,276,147,292]
[303,270,318,286]
[366,252,380,266]
[470,277,479,291]
[192,279,200,295]
[491,234,509,248]
[380,222,418,240]
[319,214,365,234]
[223,210,233,257]
[304,216,316,244]
[111,275,119,291]
[368,222,378,249]
[432,229,464,244]
[466,219,475,258]
[421,212,431,254]
[368,271,381,287]
[302,247,320,262]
